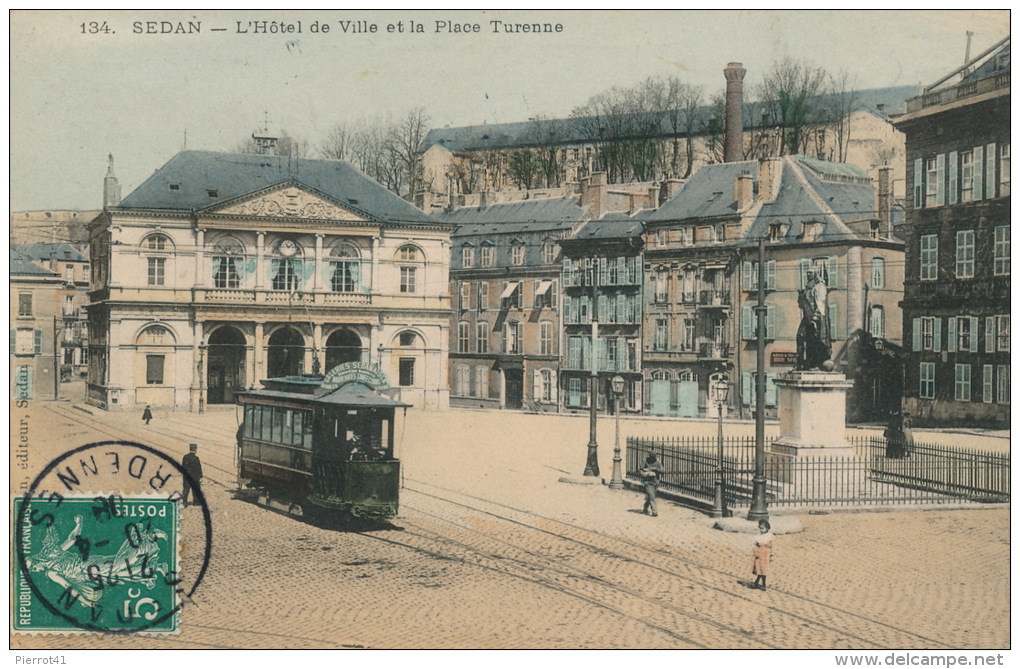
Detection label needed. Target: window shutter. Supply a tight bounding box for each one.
[533,370,542,402]
[742,306,753,339]
[933,317,942,351]
[742,261,752,290]
[828,302,840,340]
[766,260,776,290]
[986,316,996,352]
[986,143,996,198]
[947,317,958,352]
[914,158,924,208]
[741,371,752,405]
[34,329,43,355]
[550,370,558,403]
[935,153,946,206]
[799,258,811,289]
[766,304,776,339]
[948,151,959,205]
[973,146,984,200]
[10,329,15,354]
[912,318,922,351]
[970,316,980,352]
[765,373,778,407]
[827,256,840,288]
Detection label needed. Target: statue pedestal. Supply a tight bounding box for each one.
[766,371,861,503]
[771,371,855,458]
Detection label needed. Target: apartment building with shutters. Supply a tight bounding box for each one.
[894,38,1010,427]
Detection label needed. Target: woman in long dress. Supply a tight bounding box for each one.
[751,519,774,591]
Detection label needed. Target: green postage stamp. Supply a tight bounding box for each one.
[13,494,181,634]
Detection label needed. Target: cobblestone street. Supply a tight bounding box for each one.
[10,401,1010,650]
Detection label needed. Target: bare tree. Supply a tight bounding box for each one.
[641,76,704,178]
[757,57,828,156]
[824,69,859,163]
[390,107,431,198]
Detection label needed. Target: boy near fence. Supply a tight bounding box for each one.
[640,453,662,516]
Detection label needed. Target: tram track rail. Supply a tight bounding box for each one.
[398,479,955,650]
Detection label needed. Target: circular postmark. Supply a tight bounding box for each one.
[13,440,212,635]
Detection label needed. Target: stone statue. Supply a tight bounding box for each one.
[795,269,833,371]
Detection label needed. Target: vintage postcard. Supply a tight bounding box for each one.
[9,9,1011,663]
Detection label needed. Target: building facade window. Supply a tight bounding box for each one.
[871,257,886,289]
[147,257,166,286]
[921,317,936,351]
[920,234,938,280]
[955,230,975,278]
[996,365,1010,403]
[461,245,474,268]
[925,156,939,207]
[654,318,668,350]
[146,354,165,385]
[397,245,419,262]
[214,256,242,289]
[682,317,696,351]
[919,362,935,399]
[999,144,1010,196]
[399,266,417,293]
[511,243,525,266]
[478,282,489,311]
[457,322,470,353]
[542,242,557,265]
[983,364,994,403]
[954,364,972,401]
[653,269,668,303]
[481,245,495,267]
[994,226,1010,276]
[14,328,39,355]
[540,321,553,356]
[996,315,1010,351]
[146,234,169,251]
[398,358,415,386]
[539,370,553,402]
[960,150,974,202]
[271,259,299,291]
[18,293,32,317]
[505,321,521,354]
[476,322,489,354]
[870,305,885,338]
[329,245,361,293]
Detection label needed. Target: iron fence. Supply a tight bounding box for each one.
[626,434,1009,508]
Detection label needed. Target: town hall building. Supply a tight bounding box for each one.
[86,150,452,412]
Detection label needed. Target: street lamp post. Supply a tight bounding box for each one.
[711,374,730,518]
[583,258,600,477]
[609,374,625,489]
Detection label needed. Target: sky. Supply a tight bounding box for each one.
[8,9,1010,212]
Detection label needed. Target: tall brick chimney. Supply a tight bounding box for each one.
[581,172,607,219]
[876,167,893,236]
[723,62,746,163]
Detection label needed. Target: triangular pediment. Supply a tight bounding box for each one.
[205,183,366,221]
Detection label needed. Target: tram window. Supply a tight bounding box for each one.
[244,405,254,438]
[259,405,270,441]
[292,411,303,447]
[271,407,284,443]
[381,419,390,451]
[302,414,313,449]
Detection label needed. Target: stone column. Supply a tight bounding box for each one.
[370,236,380,294]
[195,228,206,287]
[313,233,324,293]
[255,232,265,289]
[254,322,264,385]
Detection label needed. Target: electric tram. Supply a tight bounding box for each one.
[235,362,409,520]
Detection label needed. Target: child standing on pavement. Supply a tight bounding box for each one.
[751,519,774,590]
[640,453,662,516]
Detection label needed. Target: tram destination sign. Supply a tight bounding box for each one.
[321,361,389,390]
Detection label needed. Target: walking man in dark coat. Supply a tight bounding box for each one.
[181,444,203,507]
[142,404,153,425]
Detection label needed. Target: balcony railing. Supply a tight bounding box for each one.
[698,342,730,360]
[909,71,1011,113]
[698,290,730,307]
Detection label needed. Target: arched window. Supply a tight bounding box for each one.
[271,239,304,291]
[396,245,422,262]
[871,257,886,289]
[457,321,470,353]
[142,234,173,286]
[212,238,245,289]
[329,243,361,293]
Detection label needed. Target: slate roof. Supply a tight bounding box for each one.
[421,86,920,152]
[10,248,59,277]
[437,197,585,230]
[739,156,875,247]
[569,217,645,241]
[647,161,757,222]
[115,151,436,225]
[15,243,87,263]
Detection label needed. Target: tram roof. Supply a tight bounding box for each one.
[238,383,411,409]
